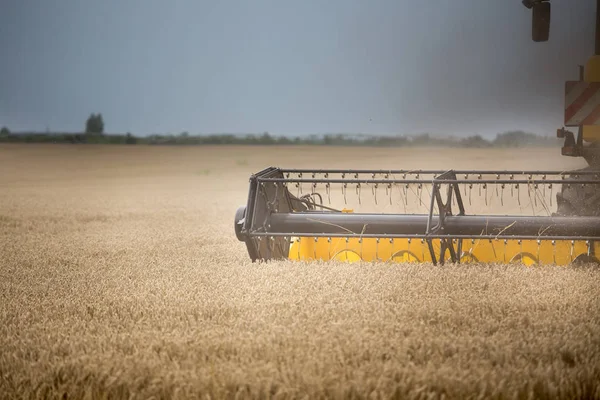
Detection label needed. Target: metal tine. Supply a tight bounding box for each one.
[342,173,348,204]
[542,174,547,198]
[496,174,501,198]
[359,237,364,260]
[549,184,553,207]
[469,183,473,206]
[374,183,378,204]
[345,237,350,261]
[484,183,488,206]
[326,182,331,204]
[517,183,521,205]
[356,183,361,205]
[587,240,592,258]
[510,174,514,197]
[397,183,406,213]
[372,173,378,205]
[501,184,505,206]
[478,174,482,197]
[570,240,575,263]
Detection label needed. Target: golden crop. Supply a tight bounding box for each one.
[1,144,598,399]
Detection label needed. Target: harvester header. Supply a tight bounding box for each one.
[235,168,600,265]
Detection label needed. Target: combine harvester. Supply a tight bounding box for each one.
[235,1,600,265]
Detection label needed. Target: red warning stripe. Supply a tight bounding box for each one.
[564,85,600,123]
[564,81,600,126]
[582,102,600,125]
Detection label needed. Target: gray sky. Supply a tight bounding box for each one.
[0,1,596,137]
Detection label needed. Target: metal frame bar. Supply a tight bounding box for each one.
[266,213,600,238]
[278,169,600,176]
[248,232,600,241]
[259,178,600,185]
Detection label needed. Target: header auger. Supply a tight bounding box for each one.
[235,1,600,265]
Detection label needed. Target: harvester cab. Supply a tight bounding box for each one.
[234,1,600,265]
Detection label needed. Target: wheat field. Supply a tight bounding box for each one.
[1,144,599,399]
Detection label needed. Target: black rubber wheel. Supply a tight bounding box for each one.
[234,206,246,241]
[555,167,600,217]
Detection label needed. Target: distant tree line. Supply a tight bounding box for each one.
[0,128,560,148]
[0,112,562,147]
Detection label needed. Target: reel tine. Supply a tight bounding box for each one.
[510,174,514,197]
[570,240,575,263]
[542,174,546,198]
[496,174,501,199]
[469,184,473,205]
[345,237,350,261]
[587,240,592,258]
[484,183,488,206]
[359,237,364,260]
